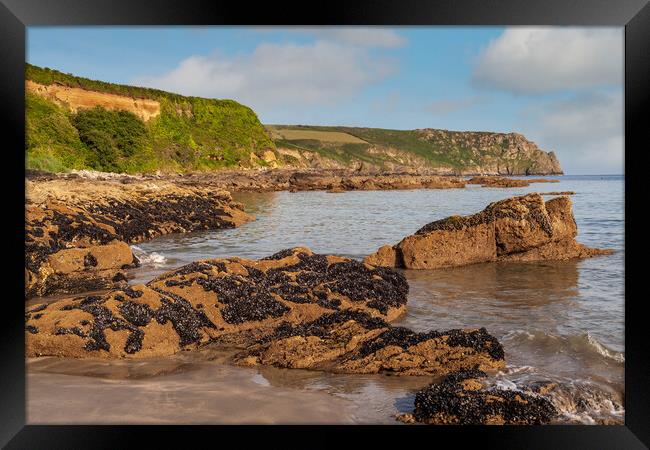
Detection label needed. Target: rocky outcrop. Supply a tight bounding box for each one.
[467,176,559,188]
[418,129,563,175]
[365,194,612,270]
[397,369,557,425]
[48,169,467,193]
[26,80,161,122]
[25,178,253,298]
[235,316,504,376]
[286,172,466,191]
[269,126,563,175]
[26,247,505,376]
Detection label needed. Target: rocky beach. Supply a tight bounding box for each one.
[25,171,621,425]
[22,60,624,427]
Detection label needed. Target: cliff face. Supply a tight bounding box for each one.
[270,125,563,175]
[26,80,161,122]
[25,64,562,175]
[417,129,563,175]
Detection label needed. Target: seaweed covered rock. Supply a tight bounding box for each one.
[26,247,411,358]
[365,194,612,270]
[25,177,253,298]
[235,313,505,375]
[398,369,557,425]
[26,247,507,377]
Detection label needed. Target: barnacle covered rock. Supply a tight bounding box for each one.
[398,369,557,425]
[26,247,505,375]
[25,177,253,298]
[235,312,505,375]
[25,247,410,358]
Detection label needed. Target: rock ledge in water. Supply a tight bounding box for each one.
[365,193,612,269]
[26,247,505,376]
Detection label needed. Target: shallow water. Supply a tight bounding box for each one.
[28,175,625,424]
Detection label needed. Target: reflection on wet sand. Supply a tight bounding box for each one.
[27,352,360,425]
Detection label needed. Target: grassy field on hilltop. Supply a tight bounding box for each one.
[266,124,560,174]
[267,125,470,170]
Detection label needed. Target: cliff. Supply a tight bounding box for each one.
[25,64,562,175]
[25,64,277,173]
[269,125,563,175]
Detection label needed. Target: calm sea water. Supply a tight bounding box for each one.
[27,175,625,424]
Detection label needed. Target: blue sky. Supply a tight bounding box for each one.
[27,26,623,174]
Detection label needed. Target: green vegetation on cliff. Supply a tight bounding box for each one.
[25,64,561,175]
[268,125,562,175]
[26,64,275,173]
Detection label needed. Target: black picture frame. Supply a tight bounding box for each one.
[1,0,648,447]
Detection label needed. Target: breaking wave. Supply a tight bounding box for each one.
[488,369,625,425]
[502,329,624,364]
[131,245,168,268]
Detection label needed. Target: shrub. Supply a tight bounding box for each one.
[71,107,148,171]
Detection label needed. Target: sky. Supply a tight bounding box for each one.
[27,26,624,175]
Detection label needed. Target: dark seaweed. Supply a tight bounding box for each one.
[262,310,388,343]
[356,327,504,361]
[84,253,98,268]
[412,369,557,425]
[196,275,290,324]
[150,287,216,346]
[118,301,154,327]
[55,327,86,337]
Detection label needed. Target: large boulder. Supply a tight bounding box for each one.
[397,369,557,425]
[25,178,254,298]
[26,247,408,358]
[25,247,505,376]
[235,314,505,376]
[365,194,611,269]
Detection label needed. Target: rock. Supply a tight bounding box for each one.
[364,245,401,267]
[26,247,408,358]
[26,241,135,298]
[539,191,576,196]
[25,178,254,298]
[365,193,611,269]
[235,315,505,376]
[135,169,467,193]
[25,247,505,376]
[467,176,559,188]
[402,369,557,425]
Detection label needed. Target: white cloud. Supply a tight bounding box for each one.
[251,27,407,48]
[521,90,623,174]
[135,40,396,111]
[308,28,407,48]
[425,96,487,115]
[473,27,623,94]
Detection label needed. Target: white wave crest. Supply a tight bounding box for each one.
[586,333,625,363]
[131,245,168,267]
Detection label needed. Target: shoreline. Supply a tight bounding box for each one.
[26,168,565,193]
